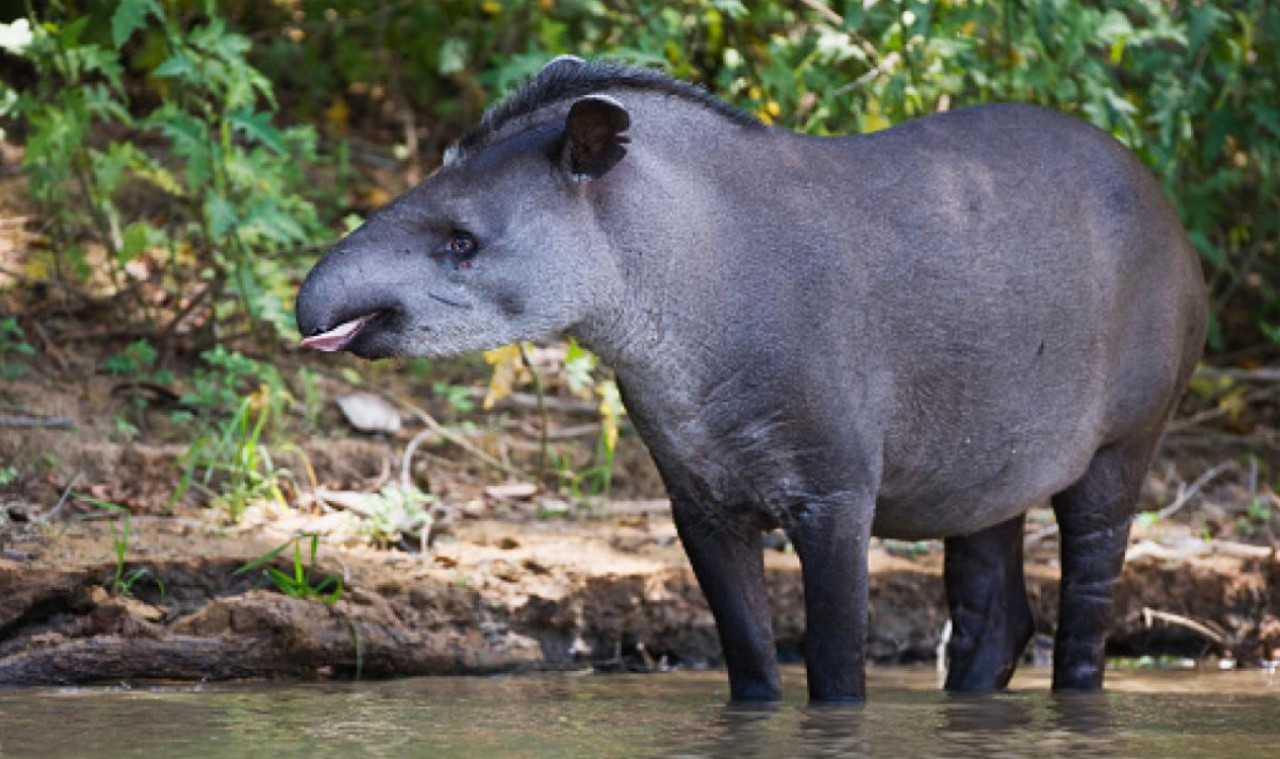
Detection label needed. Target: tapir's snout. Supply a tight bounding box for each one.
[294,264,333,340]
[295,240,409,357]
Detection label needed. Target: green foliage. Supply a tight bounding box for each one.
[297,366,323,429]
[1235,495,1277,537]
[7,1,326,335]
[0,317,35,379]
[103,338,173,385]
[158,346,317,520]
[76,495,165,599]
[352,485,434,549]
[167,349,296,520]
[431,382,476,416]
[235,533,343,604]
[6,1,1273,354]
[180,346,288,422]
[252,0,1276,354]
[173,381,293,523]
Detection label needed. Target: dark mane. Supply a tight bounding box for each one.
[454,60,763,157]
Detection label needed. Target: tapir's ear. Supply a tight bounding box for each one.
[562,94,631,181]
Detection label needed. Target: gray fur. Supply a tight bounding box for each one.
[297,62,1206,701]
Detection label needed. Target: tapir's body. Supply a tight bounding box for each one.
[297,60,1206,702]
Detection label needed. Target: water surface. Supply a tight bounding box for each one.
[0,667,1275,758]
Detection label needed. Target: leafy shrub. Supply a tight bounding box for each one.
[3,1,328,337]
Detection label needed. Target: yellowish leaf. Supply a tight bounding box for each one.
[1219,386,1249,423]
[597,380,624,454]
[133,163,185,197]
[862,111,891,133]
[324,97,350,134]
[483,343,525,410]
[23,257,48,281]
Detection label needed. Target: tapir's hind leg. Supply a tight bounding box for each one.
[943,513,1034,692]
[1050,437,1156,690]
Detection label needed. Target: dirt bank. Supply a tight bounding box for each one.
[2,356,1278,685]
[1,497,1276,685]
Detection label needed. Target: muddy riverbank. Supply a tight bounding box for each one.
[1,494,1276,685]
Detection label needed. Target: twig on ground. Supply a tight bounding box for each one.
[1155,461,1237,520]
[1194,366,1280,383]
[372,386,530,481]
[365,454,392,492]
[1163,430,1280,451]
[1026,461,1238,549]
[0,414,72,429]
[1168,384,1280,432]
[301,363,531,481]
[1023,522,1059,549]
[45,472,82,522]
[27,319,70,374]
[457,386,600,416]
[1126,538,1275,562]
[546,423,603,440]
[1141,607,1230,647]
[400,428,434,491]
[160,284,213,345]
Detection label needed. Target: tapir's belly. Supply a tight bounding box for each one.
[869,425,1100,540]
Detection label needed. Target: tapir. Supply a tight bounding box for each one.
[296,57,1206,702]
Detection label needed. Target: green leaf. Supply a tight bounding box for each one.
[227,109,284,154]
[111,0,162,50]
[62,17,91,49]
[234,539,292,575]
[128,151,184,197]
[266,568,300,595]
[73,46,125,93]
[709,0,747,19]
[153,53,199,82]
[204,193,238,239]
[240,197,306,246]
[119,221,154,263]
[1260,322,1280,347]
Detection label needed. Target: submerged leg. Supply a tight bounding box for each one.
[943,513,1034,692]
[786,497,875,703]
[672,497,781,701]
[1050,439,1154,690]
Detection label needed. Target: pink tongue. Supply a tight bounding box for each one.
[300,314,375,352]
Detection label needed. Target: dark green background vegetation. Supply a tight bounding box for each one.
[3,0,1277,355]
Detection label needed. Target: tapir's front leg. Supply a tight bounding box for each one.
[786,493,875,702]
[671,494,781,701]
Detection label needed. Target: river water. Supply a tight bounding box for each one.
[0,666,1275,758]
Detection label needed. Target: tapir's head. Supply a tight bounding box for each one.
[295,58,631,359]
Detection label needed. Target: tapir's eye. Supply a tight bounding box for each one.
[448,231,478,260]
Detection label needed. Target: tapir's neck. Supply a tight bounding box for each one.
[571,132,802,429]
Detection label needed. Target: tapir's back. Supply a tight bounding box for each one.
[791,104,1205,537]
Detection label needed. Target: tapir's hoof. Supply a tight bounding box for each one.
[1052,665,1105,691]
